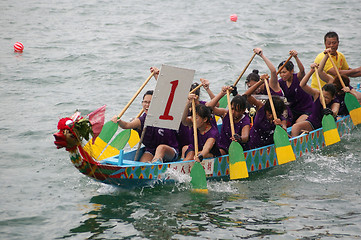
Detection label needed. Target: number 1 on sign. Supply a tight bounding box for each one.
[159,80,178,120]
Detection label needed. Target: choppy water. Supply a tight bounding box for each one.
[1,0,361,239]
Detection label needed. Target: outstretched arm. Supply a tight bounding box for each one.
[206,86,231,117]
[181,94,196,127]
[243,76,265,110]
[200,78,219,107]
[111,115,141,130]
[290,50,305,80]
[254,48,280,92]
[150,67,160,80]
[339,66,361,77]
[300,63,319,99]
[318,48,334,84]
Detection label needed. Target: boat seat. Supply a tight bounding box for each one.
[102,157,146,166]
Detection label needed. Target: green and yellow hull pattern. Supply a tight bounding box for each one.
[67,115,355,188]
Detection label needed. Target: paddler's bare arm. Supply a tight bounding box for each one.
[111,115,141,130]
[200,78,219,107]
[243,77,265,110]
[254,48,280,92]
[181,94,196,127]
[318,49,334,83]
[300,63,319,99]
[150,66,160,80]
[199,137,216,159]
[290,50,305,80]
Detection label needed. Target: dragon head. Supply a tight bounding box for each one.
[53,112,93,151]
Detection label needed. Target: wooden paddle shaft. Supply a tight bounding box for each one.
[326,52,346,88]
[315,67,327,109]
[136,109,144,118]
[134,126,146,161]
[226,90,236,136]
[191,99,199,158]
[117,72,155,119]
[276,55,293,75]
[189,83,203,94]
[263,77,278,120]
[233,52,257,87]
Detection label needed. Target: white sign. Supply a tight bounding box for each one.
[144,64,195,130]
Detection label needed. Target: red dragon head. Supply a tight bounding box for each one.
[53,112,93,151]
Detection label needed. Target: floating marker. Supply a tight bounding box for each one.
[14,42,24,52]
[230,14,238,22]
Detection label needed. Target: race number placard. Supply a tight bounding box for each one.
[144,65,195,130]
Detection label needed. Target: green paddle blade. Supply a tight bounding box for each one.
[229,141,248,179]
[109,129,131,150]
[83,121,119,160]
[190,162,208,193]
[273,125,295,165]
[219,95,228,108]
[345,92,361,125]
[98,121,119,143]
[322,115,340,146]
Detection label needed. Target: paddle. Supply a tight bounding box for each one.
[226,89,249,179]
[326,52,361,125]
[233,53,257,87]
[190,98,208,193]
[219,52,257,104]
[315,68,340,146]
[85,72,155,159]
[189,82,203,94]
[276,55,293,75]
[263,76,296,165]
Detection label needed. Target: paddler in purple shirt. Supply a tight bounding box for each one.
[278,50,313,124]
[207,86,250,154]
[178,78,219,158]
[243,74,287,149]
[181,94,221,162]
[249,48,293,127]
[291,63,340,137]
[111,67,179,164]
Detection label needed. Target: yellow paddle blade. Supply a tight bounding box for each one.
[229,141,248,179]
[98,146,120,160]
[323,128,341,146]
[84,137,120,161]
[322,115,340,146]
[128,129,140,148]
[84,137,107,159]
[349,107,361,126]
[275,145,296,165]
[230,161,248,179]
[274,125,295,165]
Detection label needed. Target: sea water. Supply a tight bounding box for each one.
[1,0,361,239]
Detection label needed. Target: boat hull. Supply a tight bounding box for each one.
[68,115,355,188]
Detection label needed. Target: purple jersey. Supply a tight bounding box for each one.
[218,112,250,152]
[279,73,313,123]
[177,100,217,149]
[177,123,192,149]
[248,105,284,149]
[306,97,339,129]
[188,123,221,157]
[258,83,293,126]
[137,113,179,155]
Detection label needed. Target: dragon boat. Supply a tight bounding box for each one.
[53,113,356,189]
